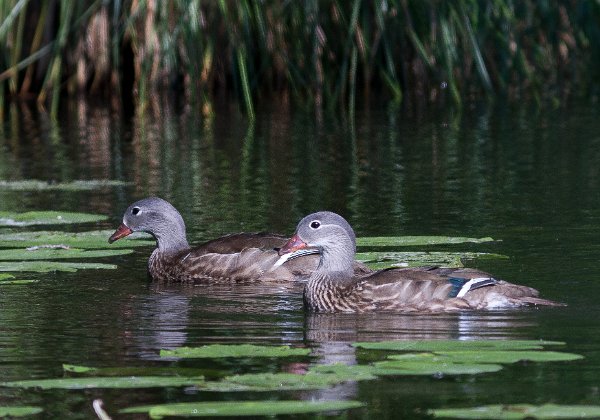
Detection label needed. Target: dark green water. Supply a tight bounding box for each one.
[1,100,600,418]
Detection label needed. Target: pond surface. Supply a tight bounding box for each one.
[0,99,599,418]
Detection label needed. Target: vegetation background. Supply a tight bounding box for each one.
[1,0,599,118]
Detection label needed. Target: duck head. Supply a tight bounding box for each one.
[279,211,356,274]
[109,197,190,253]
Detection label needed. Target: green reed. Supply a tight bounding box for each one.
[0,0,599,119]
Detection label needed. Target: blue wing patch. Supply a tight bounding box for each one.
[447,277,497,298]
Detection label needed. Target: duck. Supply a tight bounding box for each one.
[108,197,371,283]
[277,211,564,312]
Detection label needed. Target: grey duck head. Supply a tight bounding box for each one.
[279,211,356,274]
[109,197,190,253]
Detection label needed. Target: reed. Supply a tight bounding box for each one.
[0,1,598,118]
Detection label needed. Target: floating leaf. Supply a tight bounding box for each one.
[121,400,363,418]
[0,180,132,191]
[373,353,503,376]
[356,251,507,269]
[1,376,204,389]
[0,230,153,249]
[428,404,600,419]
[357,236,495,247]
[353,340,565,352]
[0,248,133,260]
[0,261,117,273]
[0,211,107,226]
[0,406,43,417]
[161,344,311,359]
[62,364,216,378]
[429,350,583,364]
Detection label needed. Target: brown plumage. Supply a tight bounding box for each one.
[279,211,565,313]
[108,198,371,283]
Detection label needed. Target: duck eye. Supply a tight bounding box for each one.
[310,221,321,229]
[132,207,141,215]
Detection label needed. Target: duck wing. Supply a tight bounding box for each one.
[194,232,288,254]
[364,267,564,309]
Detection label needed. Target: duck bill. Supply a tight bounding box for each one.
[108,223,133,243]
[278,234,308,256]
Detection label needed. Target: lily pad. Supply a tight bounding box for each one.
[356,251,507,269]
[0,211,107,226]
[356,236,495,247]
[353,340,565,352]
[428,404,600,419]
[0,406,43,417]
[0,179,132,191]
[120,400,363,418]
[0,230,154,249]
[0,261,117,273]
[429,350,583,364]
[1,376,205,389]
[62,364,216,378]
[0,248,133,260]
[373,353,503,376]
[160,344,311,359]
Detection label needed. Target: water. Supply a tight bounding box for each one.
[1,99,600,418]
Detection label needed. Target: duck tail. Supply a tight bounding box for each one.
[519,296,567,307]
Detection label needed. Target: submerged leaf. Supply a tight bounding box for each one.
[0,248,133,260]
[0,261,117,272]
[357,236,495,247]
[0,406,43,417]
[0,179,132,191]
[0,230,153,249]
[1,376,204,389]
[353,340,565,352]
[161,344,311,359]
[121,400,363,418]
[428,404,600,419]
[0,279,38,285]
[202,365,376,392]
[356,251,507,269]
[0,211,107,226]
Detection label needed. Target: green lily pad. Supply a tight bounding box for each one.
[0,261,117,273]
[353,340,565,352]
[62,364,216,378]
[0,406,43,417]
[0,248,133,260]
[0,179,132,191]
[428,404,600,419]
[356,236,495,247]
[373,353,503,376]
[121,400,363,418]
[356,251,507,269]
[429,350,584,364]
[1,376,205,389]
[0,211,107,226]
[160,344,311,359]
[0,230,153,249]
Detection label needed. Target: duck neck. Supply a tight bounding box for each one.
[153,225,190,255]
[315,240,355,277]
